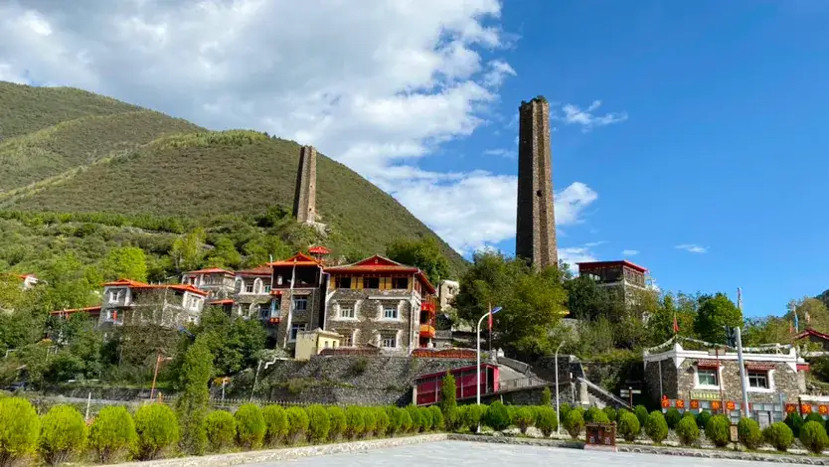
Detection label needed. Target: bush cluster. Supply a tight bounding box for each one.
[705,415,730,448]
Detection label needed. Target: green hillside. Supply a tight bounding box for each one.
[0,81,466,279]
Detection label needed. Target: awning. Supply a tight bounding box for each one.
[745,363,775,371]
[696,359,722,369]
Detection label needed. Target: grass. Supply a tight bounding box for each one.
[0,81,466,277]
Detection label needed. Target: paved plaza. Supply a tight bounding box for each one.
[243,440,801,466]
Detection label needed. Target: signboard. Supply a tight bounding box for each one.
[820,405,828,416]
[690,390,720,401]
[711,401,722,412]
[676,399,685,409]
[690,400,700,409]
[726,401,736,412]
[585,423,617,452]
[785,404,797,414]
[620,389,642,397]
[802,404,813,414]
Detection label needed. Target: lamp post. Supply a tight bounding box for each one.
[477,306,502,405]
[555,340,565,435]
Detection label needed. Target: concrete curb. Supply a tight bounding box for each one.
[111,434,448,466]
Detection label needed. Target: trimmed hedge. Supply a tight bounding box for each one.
[763,421,794,452]
[617,411,640,442]
[696,411,712,430]
[344,406,365,440]
[235,404,266,449]
[429,406,444,431]
[737,417,762,450]
[374,407,391,437]
[134,404,179,461]
[800,421,829,454]
[39,405,87,466]
[327,406,346,440]
[0,397,41,467]
[665,408,682,430]
[385,407,403,435]
[513,407,535,434]
[705,415,730,448]
[306,405,330,443]
[405,406,422,433]
[644,411,668,444]
[284,407,309,445]
[563,409,584,439]
[262,405,287,446]
[534,406,557,437]
[88,406,136,464]
[675,415,699,446]
[634,405,649,430]
[484,402,511,432]
[785,412,804,438]
[204,411,236,452]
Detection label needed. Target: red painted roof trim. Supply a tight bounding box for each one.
[794,328,829,341]
[185,268,234,275]
[577,260,648,273]
[50,306,102,316]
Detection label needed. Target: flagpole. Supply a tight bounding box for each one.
[488,302,492,356]
[283,258,297,349]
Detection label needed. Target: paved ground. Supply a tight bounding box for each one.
[243,440,801,466]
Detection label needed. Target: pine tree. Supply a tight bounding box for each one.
[175,338,213,455]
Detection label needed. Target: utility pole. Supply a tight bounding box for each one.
[736,287,750,419]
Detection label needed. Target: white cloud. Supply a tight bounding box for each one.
[556,100,627,132]
[622,249,639,256]
[483,148,516,159]
[675,244,708,254]
[558,246,598,271]
[0,0,600,254]
[584,241,606,247]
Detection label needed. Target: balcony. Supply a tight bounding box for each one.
[421,302,436,314]
[419,324,436,338]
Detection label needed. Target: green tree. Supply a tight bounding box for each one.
[455,251,567,358]
[171,228,207,272]
[175,338,213,455]
[0,397,41,467]
[205,236,242,269]
[439,372,457,428]
[192,307,266,375]
[386,237,451,284]
[694,293,742,343]
[102,246,148,282]
[39,405,88,465]
[40,253,100,310]
[88,406,137,464]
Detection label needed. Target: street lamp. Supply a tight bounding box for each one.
[555,340,565,435]
[477,306,502,405]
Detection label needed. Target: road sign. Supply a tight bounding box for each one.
[620,389,641,397]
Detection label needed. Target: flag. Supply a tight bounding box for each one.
[672,313,679,334]
[488,307,493,331]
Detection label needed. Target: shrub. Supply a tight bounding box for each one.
[88,406,137,464]
[204,411,236,452]
[344,406,365,440]
[763,421,794,452]
[705,415,730,448]
[429,406,444,431]
[806,413,825,425]
[385,407,402,435]
[541,387,552,406]
[262,405,287,446]
[513,407,535,434]
[374,408,390,437]
[584,407,602,423]
[418,407,432,432]
[284,407,309,445]
[800,421,829,454]
[134,403,180,460]
[737,417,762,450]
[563,409,585,439]
[675,415,700,446]
[602,407,617,424]
[591,410,610,424]
[785,412,804,437]
[363,407,377,437]
[617,411,640,442]
[644,411,668,444]
[458,405,486,432]
[305,405,330,443]
[235,404,266,449]
[634,405,648,430]
[39,405,87,466]
[0,397,40,467]
[439,372,457,419]
[405,406,422,433]
[327,407,346,441]
[696,411,712,430]
[559,402,572,419]
[175,339,213,455]
[399,408,413,433]
[665,408,682,430]
[484,402,511,432]
[534,406,557,437]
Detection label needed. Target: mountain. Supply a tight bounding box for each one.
[0,81,466,278]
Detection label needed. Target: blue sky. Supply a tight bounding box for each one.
[441,0,829,317]
[2,0,827,317]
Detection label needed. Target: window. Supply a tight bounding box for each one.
[748,370,769,389]
[381,333,397,348]
[364,277,380,289]
[259,303,270,320]
[264,284,272,293]
[339,331,353,347]
[245,282,255,293]
[697,368,719,386]
[290,323,306,341]
[383,306,398,320]
[336,276,352,289]
[293,297,308,311]
[108,289,124,304]
[392,277,409,289]
[277,275,283,286]
[340,306,355,319]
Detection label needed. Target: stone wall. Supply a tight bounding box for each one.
[326,289,419,352]
[292,145,316,224]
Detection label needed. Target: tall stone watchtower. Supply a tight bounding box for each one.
[515,96,558,269]
[293,145,317,224]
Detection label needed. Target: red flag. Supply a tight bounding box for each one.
[672,314,679,334]
[488,309,493,331]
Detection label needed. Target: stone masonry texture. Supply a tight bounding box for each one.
[516,97,557,269]
[293,145,317,224]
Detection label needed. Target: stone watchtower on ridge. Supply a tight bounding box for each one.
[515,96,558,269]
[293,145,317,224]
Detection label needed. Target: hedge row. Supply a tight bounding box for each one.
[0,398,449,466]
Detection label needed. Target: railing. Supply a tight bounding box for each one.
[577,376,631,409]
[498,376,548,392]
